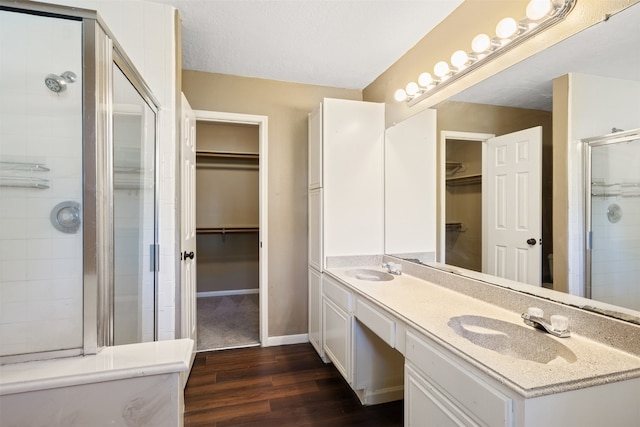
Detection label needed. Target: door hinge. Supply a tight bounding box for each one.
[586,231,592,250]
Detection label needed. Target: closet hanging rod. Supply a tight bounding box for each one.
[196,151,259,160]
[196,227,259,234]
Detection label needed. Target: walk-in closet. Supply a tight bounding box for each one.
[445,139,482,271]
[195,120,260,351]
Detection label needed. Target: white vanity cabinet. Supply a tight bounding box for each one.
[405,330,513,427]
[322,274,354,383]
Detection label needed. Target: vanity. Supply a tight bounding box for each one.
[318,257,640,426]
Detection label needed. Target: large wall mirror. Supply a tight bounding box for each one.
[386,3,640,323]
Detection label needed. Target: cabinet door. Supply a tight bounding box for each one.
[308,105,322,190]
[308,268,323,357]
[323,297,352,384]
[405,364,477,427]
[322,98,385,258]
[308,188,323,270]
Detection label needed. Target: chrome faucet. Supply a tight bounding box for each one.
[381,262,402,275]
[521,308,570,338]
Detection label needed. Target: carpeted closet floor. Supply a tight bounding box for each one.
[196,294,260,351]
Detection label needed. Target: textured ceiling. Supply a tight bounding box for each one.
[146,0,463,89]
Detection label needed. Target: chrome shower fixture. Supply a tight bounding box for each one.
[44,71,77,93]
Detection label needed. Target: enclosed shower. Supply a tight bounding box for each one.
[0,2,159,364]
[585,128,640,312]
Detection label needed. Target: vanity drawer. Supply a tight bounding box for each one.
[406,330,513,427]
[355,298,395,347]
[323,275,353,313]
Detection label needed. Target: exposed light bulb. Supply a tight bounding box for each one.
[496,17,518,39]
[433,61,450,78]
[471,33,491,53]
[418,72,434,87]
[394,88,407,102]
[450,50,469,69]
[526,0,553,21]
[405,82,419,96]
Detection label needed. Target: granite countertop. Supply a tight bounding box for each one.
[326,266,640,398]
[0,338,194,395]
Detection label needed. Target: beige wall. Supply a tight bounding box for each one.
[183,70,361,336]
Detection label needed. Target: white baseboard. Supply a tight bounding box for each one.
[356,385,405,405]
[197,289,259,298]
[264,333,309,347]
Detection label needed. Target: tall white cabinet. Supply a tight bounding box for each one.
[308,98,385,359]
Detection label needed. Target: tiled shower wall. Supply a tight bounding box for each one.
[0,12,84,355]
[590,142,640,311]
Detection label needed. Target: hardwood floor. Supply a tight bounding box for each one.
[184,343,403,426]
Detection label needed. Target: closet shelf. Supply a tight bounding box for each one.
[445,222,467,232]
[446,174,482,186]
[197,226,259,234]
[196,150,259,160]
[445,162,464,176]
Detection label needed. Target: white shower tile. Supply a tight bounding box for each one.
[26,259,52,281]
[26,218,53,239]
[51,278,82,299]
[27,280,54,301]
[0,219,28,239]
[52,258,80,280]
[52,237,81,259]
[27,239,53,260]
[28,300,53,322]
[0,322,28,347]
[0,239,27,260]
[0,281,27,303]
[24,198,52,219]
[1,301,28,323]
[1,260,27,281]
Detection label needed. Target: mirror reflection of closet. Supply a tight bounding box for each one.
[445,138,482,272]
[195,121,260,351]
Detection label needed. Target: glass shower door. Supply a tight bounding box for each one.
[0,10,84,359]
[587,131,640,311]
[112,62,157,345]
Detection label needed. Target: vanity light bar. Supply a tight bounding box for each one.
[395,0,576,107]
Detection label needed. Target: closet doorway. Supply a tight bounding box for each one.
[192,111,268,351]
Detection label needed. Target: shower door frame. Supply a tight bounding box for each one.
[583,128,640,300]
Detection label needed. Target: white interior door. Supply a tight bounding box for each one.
[484,127,542,286]
[180,93,197,347]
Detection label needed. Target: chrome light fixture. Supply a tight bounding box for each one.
[394,0,576,106]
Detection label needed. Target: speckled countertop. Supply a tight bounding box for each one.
[326,266,640,398]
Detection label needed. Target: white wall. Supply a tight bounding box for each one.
[39,0,179,339]
[566,73,640,297]
[0,11,84,356]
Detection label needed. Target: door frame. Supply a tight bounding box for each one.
[190,109,269,346]
[438,130,494,265]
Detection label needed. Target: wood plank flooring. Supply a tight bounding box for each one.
[184,343,403,426]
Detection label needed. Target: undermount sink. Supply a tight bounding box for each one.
[448,315,577,365]
[345,269,395,282]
